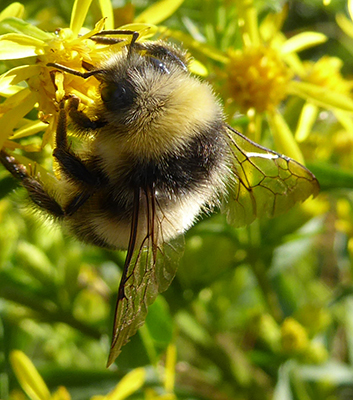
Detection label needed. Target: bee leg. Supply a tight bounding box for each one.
[53,100,105,186]
[0,150,64,218]
[66,96,106,130]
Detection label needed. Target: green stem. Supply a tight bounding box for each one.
[0,282,102,339]
[251,258,283,322]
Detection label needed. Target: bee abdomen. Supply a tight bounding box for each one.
[127,120,229,195]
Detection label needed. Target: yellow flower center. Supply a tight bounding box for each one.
[225,46,292,113]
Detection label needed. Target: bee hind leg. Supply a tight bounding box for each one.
[0,150,64,218]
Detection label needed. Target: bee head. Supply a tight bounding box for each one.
[93,41,222,159]
[96,44,189,127]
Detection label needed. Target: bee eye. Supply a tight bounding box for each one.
[101,83,135,110]
[146,56,170,74]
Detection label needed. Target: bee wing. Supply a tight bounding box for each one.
[224,125,320,227]
[107,187,183,367]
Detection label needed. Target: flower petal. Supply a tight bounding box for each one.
[267,109,305,164]
[0,89,37,148]
[135,0,184,25]
[349,0,353,23]
[295,102,319,142]
[98,0,114,30]
[106,368,146,400]
[334,109,353,134]
[260,4,288,43]
[189,59,208,76]
[70,0,94,36]
[0,65,39,91]
[281,32,327,55]
[288,80,353,112]
[336,12,353,39]
[10,119,48,139]
[164,344,177,393]
[51,386,71,400]
[0,33,44,59]
[10,350,51,400]
[0,3,24,20]
[0,84,23,96]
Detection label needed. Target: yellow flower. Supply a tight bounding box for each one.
[187,0,353,166]
[226,46,292,114]
[0,0,186,158]
[281,317,309,354]
[10,348,178,400]
[0,0,164,154]
[10,350,146,400]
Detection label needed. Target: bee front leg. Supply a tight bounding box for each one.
[53,99,107,215]
[54,99,103,186]
[66,96,106,130]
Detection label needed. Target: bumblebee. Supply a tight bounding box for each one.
[0,31,319,366]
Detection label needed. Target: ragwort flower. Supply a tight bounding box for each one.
[222,1,330,163]
[184,0,353,166]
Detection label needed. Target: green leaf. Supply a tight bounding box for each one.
[144,295,173,345]
[306,162,353,190]
[0,17,52,39]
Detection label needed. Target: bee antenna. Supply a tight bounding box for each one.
[91,29,139,58]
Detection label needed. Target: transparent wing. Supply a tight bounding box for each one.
[224,125,320,227]
[107,187,183,367]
